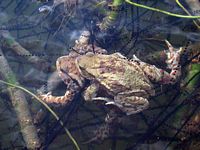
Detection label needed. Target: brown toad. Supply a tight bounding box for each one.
[39,30,107,104]
[40,38,182,115]
[39,38,182,142]
[76,41,182,115]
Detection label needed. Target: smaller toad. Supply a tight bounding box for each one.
[39,30,107,104]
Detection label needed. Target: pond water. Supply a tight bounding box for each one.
[0,0,200,150]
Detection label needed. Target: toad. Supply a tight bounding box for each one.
[40,35,182,141]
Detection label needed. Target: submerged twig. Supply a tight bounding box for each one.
[0,30,51,72]
[0,48,41,149]
[176,0,200,29]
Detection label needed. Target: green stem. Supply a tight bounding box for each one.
[176,0,200,28]
[99,0,123,30]
[0,80,80,150]
[113,0,123,5]
[184,64,200,92]
[125,0,200,18]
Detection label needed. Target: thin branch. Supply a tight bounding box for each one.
[0,48,41,149]
[0,30,51,72]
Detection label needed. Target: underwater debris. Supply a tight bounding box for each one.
[173,111,200,150]
[0,30,51,72]
[0,49,41,149]
[183,112,200,135]
[39,5,54,13]
[38,0,78,13]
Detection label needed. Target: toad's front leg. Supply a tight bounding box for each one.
[39,56,84,105]
[38,73,80,105]
[38,90,75,105]
[82,82,99,101]
[133,40,182,84]
[83,82,115,103]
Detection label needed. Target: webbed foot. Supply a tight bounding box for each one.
[164,40,183,69]
[83,124,111,144]
[38,90,74,105]
[83,109,120,144]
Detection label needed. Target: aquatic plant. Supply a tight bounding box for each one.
[125,0,200,18]
[0,80,80,150]
[99,0,200,30]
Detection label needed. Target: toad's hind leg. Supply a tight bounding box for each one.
[132,40,182,84]
[83,109,121,144]
[113,95,149,115]
[39,56,83,105]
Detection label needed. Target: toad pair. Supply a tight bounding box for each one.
[39,30,182,141]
